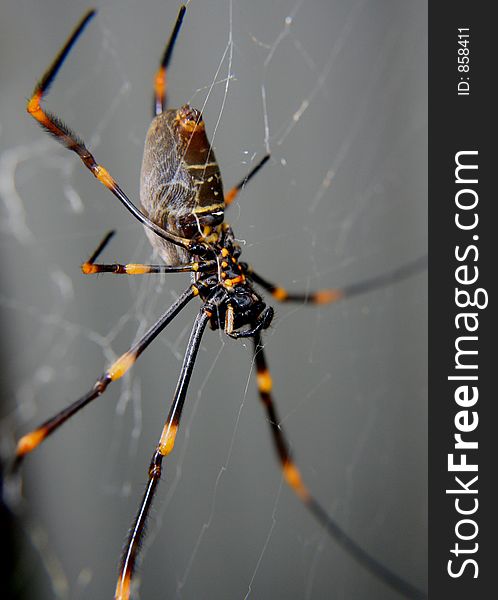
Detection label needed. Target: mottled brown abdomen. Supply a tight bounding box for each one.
[140,105,225,265]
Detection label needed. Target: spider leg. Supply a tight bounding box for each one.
[244,254,427,304]
[27,10,193,253]
[83,261,218,275]
[154,5,186,116]
[85,229,117,264]
[12,286,196,471]
[252,331,427,600]
[79,230,218,275]
[115,306,211,600]
[225,154,270,207]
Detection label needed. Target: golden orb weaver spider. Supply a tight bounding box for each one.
[8,4,427,599]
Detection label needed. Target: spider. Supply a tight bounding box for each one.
[12,6,427,600]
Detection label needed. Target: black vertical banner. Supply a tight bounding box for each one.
[429,3,495,599]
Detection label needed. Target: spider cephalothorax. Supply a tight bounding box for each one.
[193,238,273,337]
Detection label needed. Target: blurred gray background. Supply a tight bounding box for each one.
[1,0,427,598]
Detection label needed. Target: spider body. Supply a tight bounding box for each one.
[140,102,271,338]
[14,6,427,599]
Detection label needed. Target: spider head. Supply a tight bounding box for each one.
[231,285,266,325]
[213,285,271,338]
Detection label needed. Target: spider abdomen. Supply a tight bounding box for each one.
[140,105,225,265]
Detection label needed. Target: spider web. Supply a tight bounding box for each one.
[0,1,427,599]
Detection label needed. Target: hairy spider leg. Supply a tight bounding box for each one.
[26,9,193,254]
[244,254,427,305]
[115,306,211,600]
[252,331,426,600]
[13,287,196,470]
[154,4,186,116]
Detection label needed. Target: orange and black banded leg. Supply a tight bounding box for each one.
[245,254,427,305]
[82,260,219,276]
[224,154,270,207]
[27,10,191,253]
[81,231,218,275]
[115,308,210,600]
[154,5,186,116]
[252,331,426,600]
[13,287,196,471]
